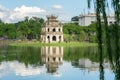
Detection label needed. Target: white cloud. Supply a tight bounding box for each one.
[0,62,10,78]
[15,5,46,13]
[0,12,6,19]
[9,5,46,23]
[0,61,46,77]
[52,5,63,9]
[0,5,9,12]
[0,4,71,23]
[0,5,46,23]
[0,5,9,20]
[9,61,45,76]
[53,72,62,77]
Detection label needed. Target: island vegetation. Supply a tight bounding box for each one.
[0,14,119,47]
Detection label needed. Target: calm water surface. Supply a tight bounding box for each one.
[0,46,117,80]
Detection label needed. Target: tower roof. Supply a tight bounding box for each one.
[47,15,58,20]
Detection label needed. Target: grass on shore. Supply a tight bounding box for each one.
[9,41,97,47]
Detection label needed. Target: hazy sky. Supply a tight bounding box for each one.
[0,0,94,23]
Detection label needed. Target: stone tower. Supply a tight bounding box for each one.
[41,15,63,43]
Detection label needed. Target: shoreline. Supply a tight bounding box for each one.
[9,41,97,47]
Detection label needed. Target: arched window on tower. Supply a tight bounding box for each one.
[52,36,56,41]
[53,57,56,62]
[48,28,49,32]
[59,28,61,32]
[53,28,56,32]
[48,57,50,62]
[59,36,61,42]
[47,36,50,39]
[59,57,61,61]
[47,36,50,43]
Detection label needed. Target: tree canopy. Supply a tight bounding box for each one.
[0,17,44,40]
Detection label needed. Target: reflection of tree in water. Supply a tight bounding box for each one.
[64,45,119,80]
[99,47,104,80]
[0,46,42,67]
[64,47,99,62]
[113,44,120,80]
[41,46,63,73]
[0,46,64,74]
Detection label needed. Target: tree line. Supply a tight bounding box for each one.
[63,23,97,42]
[0,17,44,40]
[0,15,119,43]
[0,16,97,42]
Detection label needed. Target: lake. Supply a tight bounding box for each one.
[0,45,119,80]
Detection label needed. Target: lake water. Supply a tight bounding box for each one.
[0,46,119,80]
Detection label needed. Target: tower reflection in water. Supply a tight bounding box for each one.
[41,46,63,73]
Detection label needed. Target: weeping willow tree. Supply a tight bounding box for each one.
[112,1,120,80]
[88,0,120,80]
[101,0,113,65]
[88,1,105,79]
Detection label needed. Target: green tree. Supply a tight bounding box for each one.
[15,17,44,40]
[71,16,79,25]
[0,20,4,37]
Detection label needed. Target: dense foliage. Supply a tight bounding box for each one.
[0,17,44,40]
[71,16,79,25]
[0,16,118,44]
[63,23,97,42]
[0,16,98,42]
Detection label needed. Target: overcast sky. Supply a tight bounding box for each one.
[0,0,97,23]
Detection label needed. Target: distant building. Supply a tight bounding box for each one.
[41,46,63,73]
[79,13,115,26]
[41,15,63,43]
